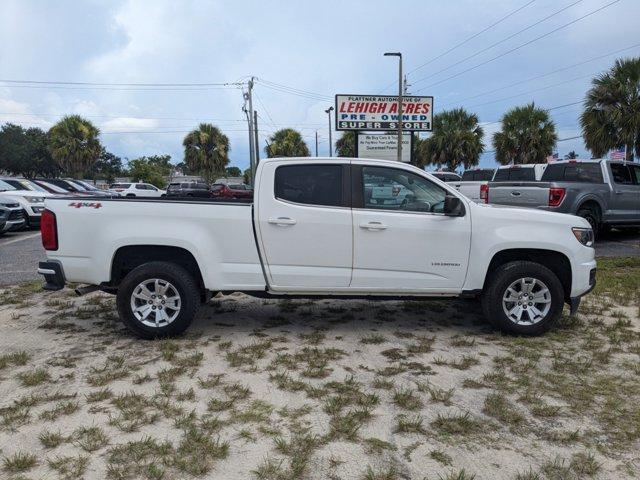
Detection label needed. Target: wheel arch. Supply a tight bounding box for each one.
[110,245,206,299]
[483,248,572,300]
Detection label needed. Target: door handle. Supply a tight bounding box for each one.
[614,191,624,195]
[511,191,521,196]
[268,217,297,226]
[359,221,387,230]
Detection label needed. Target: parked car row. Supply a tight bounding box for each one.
[452,159,640,236]
[0,177,123,229]
[166,181,254,200]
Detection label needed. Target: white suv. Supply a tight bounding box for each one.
[109,182,166,198]
[0,179,53,228]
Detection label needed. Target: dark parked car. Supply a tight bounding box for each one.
[430,171,462,183]
[33,178,112,196]
[166,181,211,198]
[211,183,253,200]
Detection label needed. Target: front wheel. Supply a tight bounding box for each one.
[116,261,201,339]
[481,261,564,335]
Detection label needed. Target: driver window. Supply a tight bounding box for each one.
[362,166,447,213]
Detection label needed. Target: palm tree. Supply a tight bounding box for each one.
[580,57,640,161]
[183,123,230,184]
[47,115,101,178]
[265,128,310,157]
[336,131,356,157]
[564,150,579,159]
[493,103,557,165]
[418,108,484,170]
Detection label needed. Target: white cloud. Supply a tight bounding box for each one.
[101,117,159,133]
[0,97,52,129]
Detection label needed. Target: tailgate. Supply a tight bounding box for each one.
[488,182,549,208]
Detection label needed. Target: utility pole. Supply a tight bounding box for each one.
[384,52,403,162]
[253,110,260,165]
[325,106,334,157]
[243,77,256,186]
[315,130,318,157]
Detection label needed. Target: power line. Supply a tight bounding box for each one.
[409,0,537,76]
[438,42,640,109]
[380,0,537,92]
[465,72,595,110]
[0,79,242,87]
[412,0,585,86]
[414,0,622,93]
[255,78,332,101]
[0,84,242,92]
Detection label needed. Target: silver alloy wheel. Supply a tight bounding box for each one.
[502,277,552,325]
[130,278,182,328]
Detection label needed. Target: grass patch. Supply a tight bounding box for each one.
[17,367,50,387]
[3,452,37,473]
[48,455,89,479]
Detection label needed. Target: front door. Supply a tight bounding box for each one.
[609,162,639,221]
[256,161,352,290]
[351,164,471,293]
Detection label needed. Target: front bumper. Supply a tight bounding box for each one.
[38,261,65,291]
[569,267,596,315]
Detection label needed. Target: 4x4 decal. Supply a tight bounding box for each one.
[68,202,102,209]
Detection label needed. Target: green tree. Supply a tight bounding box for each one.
[580,57,640,161]
[265,128,310,158]
[336,131,356,157]
[0,124,59,177]
[418,108,484,169]
[87,147,124,182]
[183,123,230,184]
[564,150,579,160]
[225,166,242,177]
[127,156,168,188]
[47,115,101,178]
[243,168,252,185]
[493,103,557,165]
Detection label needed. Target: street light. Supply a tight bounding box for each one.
[384,52,403,162]
[325,106,334,157]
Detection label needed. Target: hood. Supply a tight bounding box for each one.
[0,190,54,199]
[472,202,590,228]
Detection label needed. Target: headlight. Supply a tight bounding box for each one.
[572,227,594,247]
[26,197,45,203]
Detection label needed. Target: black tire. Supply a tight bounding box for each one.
[576,206,600,238]
[126,194,136,198]
[116,261,201,339]
[481,261,564,336]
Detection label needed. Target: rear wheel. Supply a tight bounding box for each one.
[481,261,564,335]
[116,261,201,339]
[576,206,600,238]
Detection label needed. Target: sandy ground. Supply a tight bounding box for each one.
[0,284,638,480]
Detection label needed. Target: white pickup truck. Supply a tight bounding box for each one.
[38,157,597,338]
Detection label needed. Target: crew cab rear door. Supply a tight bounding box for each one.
[255,160,352,290]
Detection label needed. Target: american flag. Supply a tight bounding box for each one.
[610,147,626,159]
[546,153,559,163]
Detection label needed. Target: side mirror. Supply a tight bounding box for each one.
[444,194,464,216]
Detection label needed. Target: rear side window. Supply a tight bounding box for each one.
[541,163,603,183]
[493,167,535,181]
[610,163,633,184]
[275,164,343,207]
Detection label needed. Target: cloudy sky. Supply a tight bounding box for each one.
[1,0,638,171]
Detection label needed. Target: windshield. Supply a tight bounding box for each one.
[0,179,17,192]
[110,183,131,189]
[35,180,68,193]
[74,180,100,191]
[493,167,535,181]
[18,179,47,192]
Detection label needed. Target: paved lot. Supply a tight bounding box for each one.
[0,228,638,287]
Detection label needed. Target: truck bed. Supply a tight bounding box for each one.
[44,196,265,291]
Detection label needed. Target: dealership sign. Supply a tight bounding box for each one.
[356,133,412,163]
[335,94,433,131]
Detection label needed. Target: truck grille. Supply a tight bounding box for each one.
[8,209,25,221]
